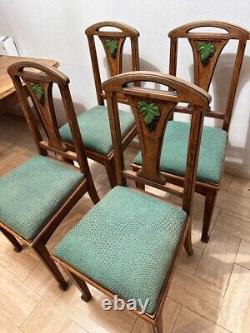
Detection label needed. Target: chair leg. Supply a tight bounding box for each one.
[104,158,117,188]
[33,244,68,291]
[88,183,100,204]
[0,228,23,252]
[201,190,218,243]
[67,270,92,302]
[184,222,193,256]
[152,315,163,333]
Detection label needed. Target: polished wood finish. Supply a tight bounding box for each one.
[168,21,250,241]
[53,71,211,333]
[76,21,140,187]
[85,21,140,104]
[169,21,249,130]
[1,115,249,332]
[0,61,99,290]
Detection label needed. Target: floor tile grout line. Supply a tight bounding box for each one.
[167,299,233,333]
[234,262,250,271]
[193,206,222,277]
[18,295,55,331]
[0,308,22,332]
[169,304,182,333]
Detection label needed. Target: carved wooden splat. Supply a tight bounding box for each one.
[130,96,177,183]
[99,36,126,76]
[189,39,228,91]
[25,79,64,151]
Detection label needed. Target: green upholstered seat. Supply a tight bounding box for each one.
[54,186,186,314]
[0,156,84,241]
[59,105,135,156]
[134,121,227,185]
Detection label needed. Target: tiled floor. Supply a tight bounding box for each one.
[0,113,250,333]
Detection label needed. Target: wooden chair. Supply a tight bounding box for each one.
[133,21,249,242]
[1,61,99,290]
[52,72,211,333]
[59,21,140,187]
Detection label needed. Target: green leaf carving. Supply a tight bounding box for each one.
[105,39,118,58]
[137,101,160,131]
[197,41,215,66]
[30,83,45,104]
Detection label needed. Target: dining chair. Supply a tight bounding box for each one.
[59,21,140,187]
[133,21,249,242]
[52,72,211,333]
[1,61,99,290]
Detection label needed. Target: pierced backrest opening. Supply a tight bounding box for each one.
[103,71,211,214]
[7,61,89,175]
[85,21,140,105]
[168,21,249,130]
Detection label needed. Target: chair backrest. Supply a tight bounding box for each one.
[85,21,140,105]
[8,61,90,176]
[168,21,249,131]
[103,71,211,214]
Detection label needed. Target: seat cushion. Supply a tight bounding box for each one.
[54,186,186,314]
[134,121,227,184]
[0,156,84,241]
[59,105,135,155]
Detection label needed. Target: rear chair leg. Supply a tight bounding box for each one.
[202,190,218,243]
[33,244,68,291]
[0,228,23,252]
[67,270,92,302]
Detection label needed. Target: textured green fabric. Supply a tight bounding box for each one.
[0,156,84,241]
[59,105,135,155]
[54,186,186,314]
[134,121,227,184]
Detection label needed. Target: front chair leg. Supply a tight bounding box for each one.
[153,315,163,333]
[33,244,68,291]
[202,190,218,243]
[67,270,92,302]
[184,222,193,256]
[0,228,23,252]
[88,183,100,205]
[104,158,117,188]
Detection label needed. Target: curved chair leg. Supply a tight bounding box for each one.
[104,158,117,188]
[0,228,23,252]
[33,244,68,291]
[67,270,92,302]
[184,222,193,256]
[201,190,218,243]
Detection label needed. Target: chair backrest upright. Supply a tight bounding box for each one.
[8,61,90,176]
[168,21,249,131]
[85,21,140,105]
[103,71,211,214]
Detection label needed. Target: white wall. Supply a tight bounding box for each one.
[1,0,250,178]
